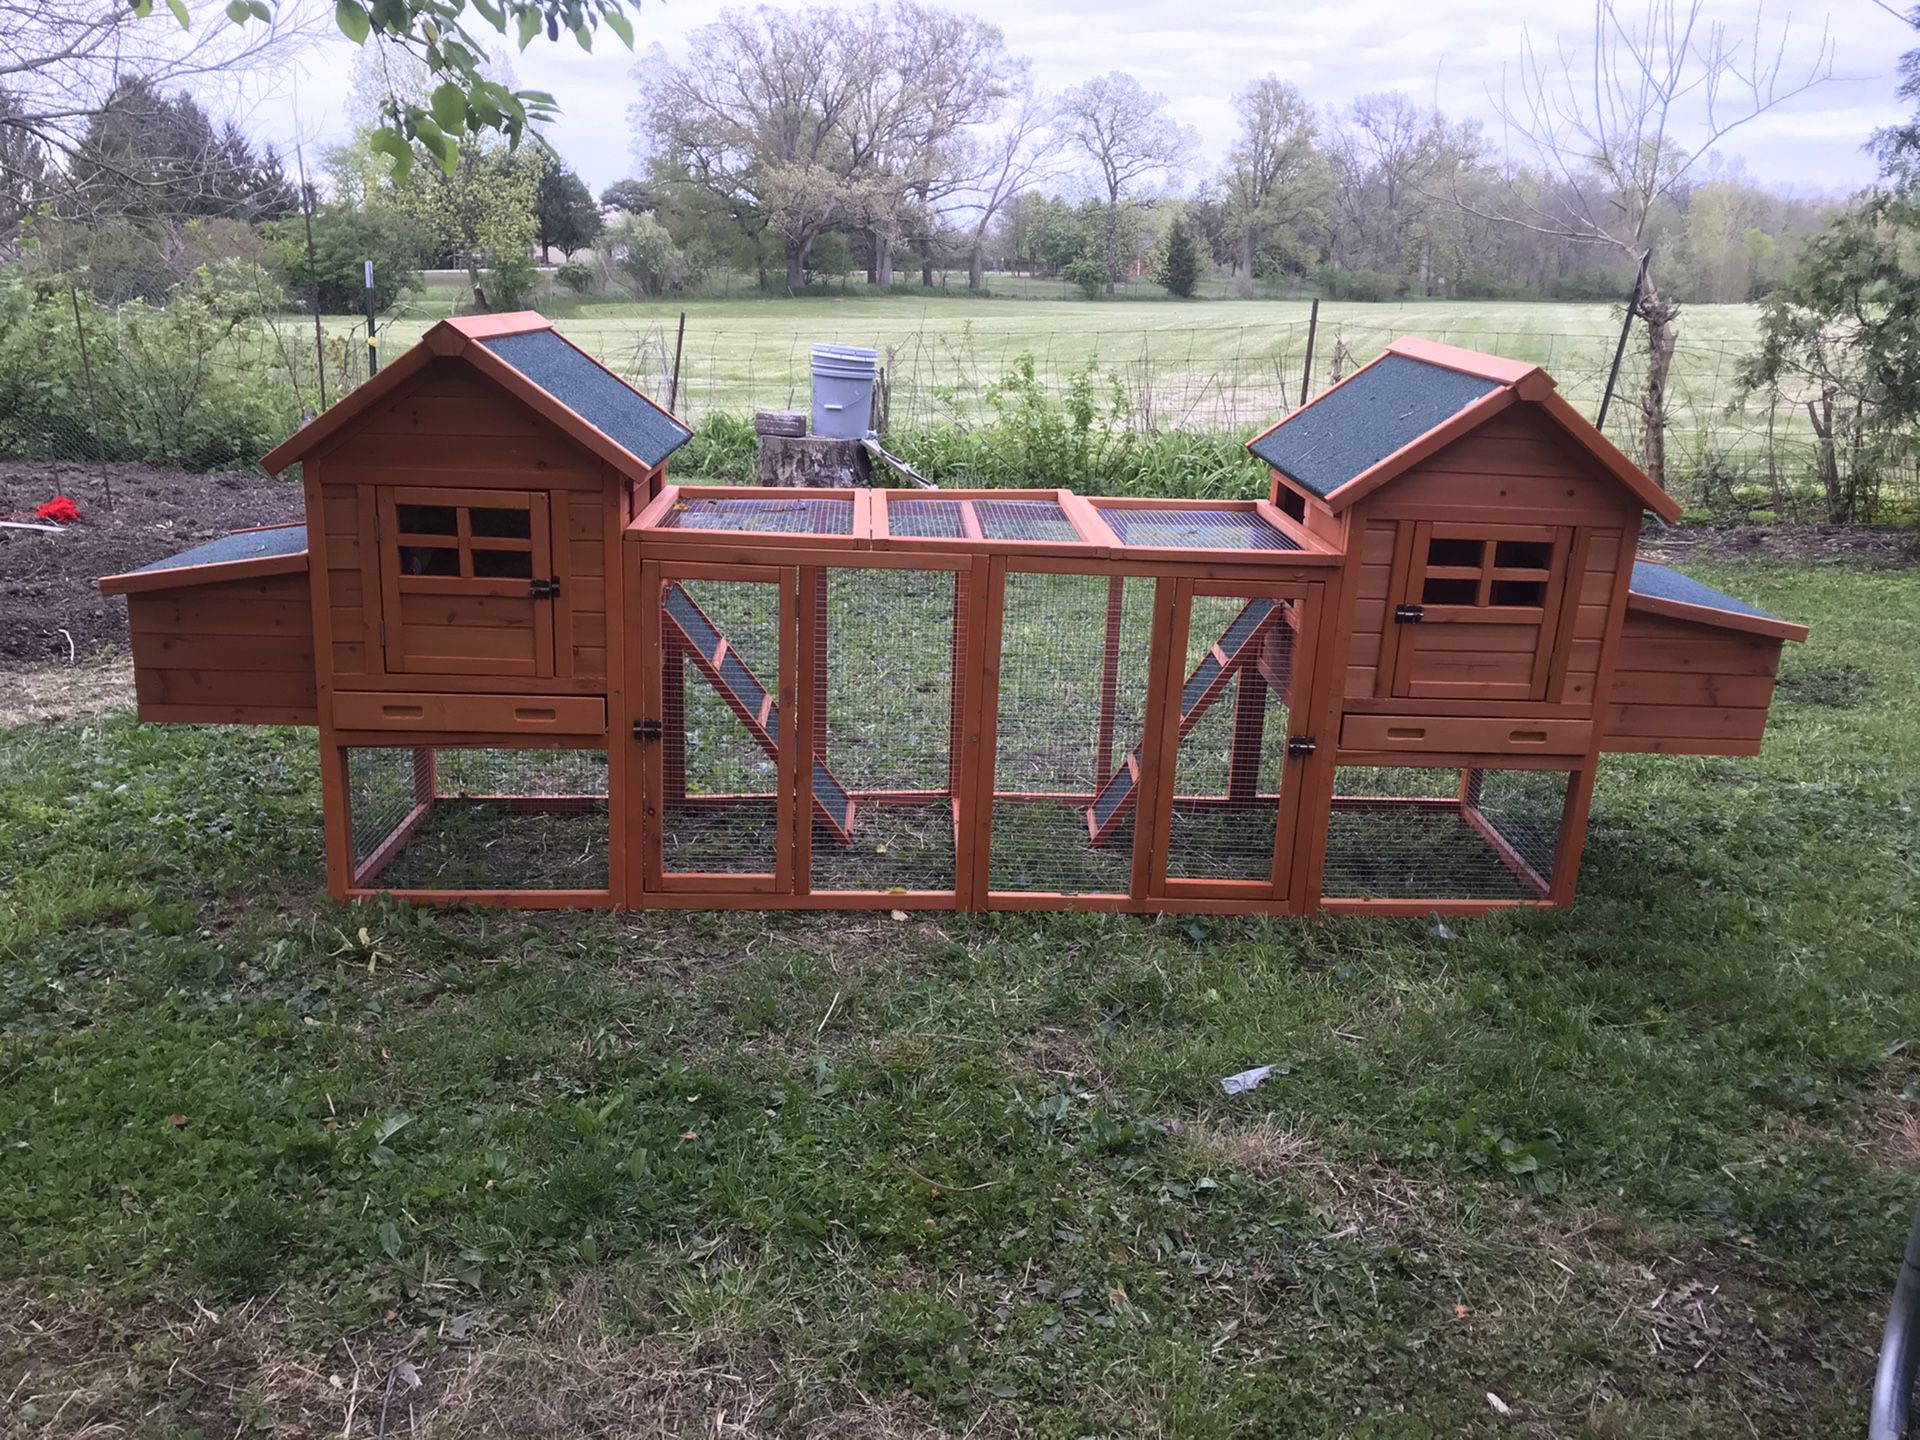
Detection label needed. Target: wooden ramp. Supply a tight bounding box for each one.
[662,582,856,841]
[1086,599,1280,844]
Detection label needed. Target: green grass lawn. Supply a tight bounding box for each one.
[356,287,1771,458]
[3,558,1917,1436]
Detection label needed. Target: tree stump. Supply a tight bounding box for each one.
[754,411,871,488]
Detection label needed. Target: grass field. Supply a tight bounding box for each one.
[354,285,1772,457]
[3,557,1918,1436]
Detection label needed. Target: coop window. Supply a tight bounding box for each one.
[387,490,543,583]
[1416,529,1567,613]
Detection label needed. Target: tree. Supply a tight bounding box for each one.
[1482,0,1833,488]
[1058,72,1194,294]
[266,204,423,311]
[537,164,602,258]
[1157,213,1200,297]
[385,144,540,296]
[1740,10,1920,522]
[0,89,49,250]
[600,178,654,214]
[955,79,1059,289]
[605,211,686,296]
[1220,77,1325,293]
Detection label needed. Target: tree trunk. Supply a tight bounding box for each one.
[1637,287,1680,491]
[786,236,811,292]
[969,242,984,290]
[1238,227,1256,299]
[1807,390,1846,523]
[875,234,893,288]
[1104,197,1119,295]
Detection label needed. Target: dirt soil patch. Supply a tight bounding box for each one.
[1641,522,1920,567]
[0,462,301,668]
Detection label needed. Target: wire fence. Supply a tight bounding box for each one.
[3,295,1912,525]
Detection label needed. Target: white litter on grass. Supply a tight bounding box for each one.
[1430,922,1457,941]
[1486,1391,1511,1416]
[1220,1065,1274,1096]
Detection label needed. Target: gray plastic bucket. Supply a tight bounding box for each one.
[810,343,878,439]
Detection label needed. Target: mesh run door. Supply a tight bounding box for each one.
[637,563,798,894]
[1144,580,1320,902]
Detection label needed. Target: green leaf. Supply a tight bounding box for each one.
[573,23,592,50]
[379,1219,402,1258]
[471,0,504,27]
[579,1233,599,1264]
[412,115,459,175]
[130,0,154,17]
[164,0,190,25]
[247,0,272,17]
[369,125,413,180]
[515,8,540,49]
[334,0,371,43]
[603,9,633,47]
[430,81,466,134]
[225,0,249,20]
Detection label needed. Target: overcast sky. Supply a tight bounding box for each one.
[253,0,1912,198]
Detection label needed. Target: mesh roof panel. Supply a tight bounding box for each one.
[888,498,966,538]
[1103,507,1300,552]
[974,499,1079,543]
[480,330,691,468]
[661,496,854,535]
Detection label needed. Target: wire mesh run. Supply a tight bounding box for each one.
[1102,506,1300,553]
[660,577,785,876]
[346,746,609,892]
[812,567,962,893]
[1322,765,1570,902]
[1162,596,1296,883]
[989,572,1154,895]
[662,496,854,535]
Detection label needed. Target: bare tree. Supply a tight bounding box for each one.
[1220,77,1324,294]
[1058,71,1193,293]
[954,77,1060,290]
[1482,0,1833,487]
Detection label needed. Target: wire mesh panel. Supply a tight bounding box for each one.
[1321,765,1571,902]
[811,567,962,894]
[345,747,609,892]
[989,571,1155,896]
[888,498,967,538]
[659,577,785,877]
[974,499,1079,543]
[1162,596,1297,884]
[1103,506,1301,553]
[662,496,854,535]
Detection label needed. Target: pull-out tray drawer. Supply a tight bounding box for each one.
[1340,714,1592,756]
[334,692,606,735]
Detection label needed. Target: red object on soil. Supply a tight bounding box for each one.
[36,496,79,525]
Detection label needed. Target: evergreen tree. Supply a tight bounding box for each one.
[1158,214,1200,297]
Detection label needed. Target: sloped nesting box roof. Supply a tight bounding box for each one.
[479,329,691,469]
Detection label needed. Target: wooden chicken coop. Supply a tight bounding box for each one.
[100,321,1807,916]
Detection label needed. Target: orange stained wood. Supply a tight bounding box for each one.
[332,692,607,734]
[123,571,317,725]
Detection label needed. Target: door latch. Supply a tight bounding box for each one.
[530,578,562,600]
[633,719,663,742]
[1393,604,1424,625]
[1287,736,1317,758]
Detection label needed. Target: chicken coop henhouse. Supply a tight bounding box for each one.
[99,318,1806,916]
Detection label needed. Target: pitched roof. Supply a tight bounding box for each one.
[1246,337,1683,523]
[1627,561,1808,641]
[478,329,690,468]
[261,313,691,476]
[1248,353,1501,499]
[99,524,309,595]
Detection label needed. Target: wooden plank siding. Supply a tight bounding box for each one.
[126,571,317,724]
[1601,610,1783,755]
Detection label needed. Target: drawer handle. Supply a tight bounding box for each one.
[1510,730,1548,744]
[513,707,558,723]
[1386,726,1426,740]
[381,704,425,718]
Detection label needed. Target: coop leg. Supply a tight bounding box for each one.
[949,568,969,795]
[806,567,828,763]
[412,746,436,807]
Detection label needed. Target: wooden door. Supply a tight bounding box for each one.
[1140,579,1321,905]
[377,485,556,678]
[634,560,799,897]
[1386,521,1571,703]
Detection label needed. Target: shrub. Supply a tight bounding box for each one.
[1062,255,1107,299]
[555,261,595,295]
[1315,265,1411,302]
[607,214,687,298]
[482,250,540,311]
[266,204,422,312]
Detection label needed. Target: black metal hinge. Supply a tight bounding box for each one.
[633,719,663,742]
[530,578,562,600]
[1393,604,1424,625]
[1287,736,1317,758]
